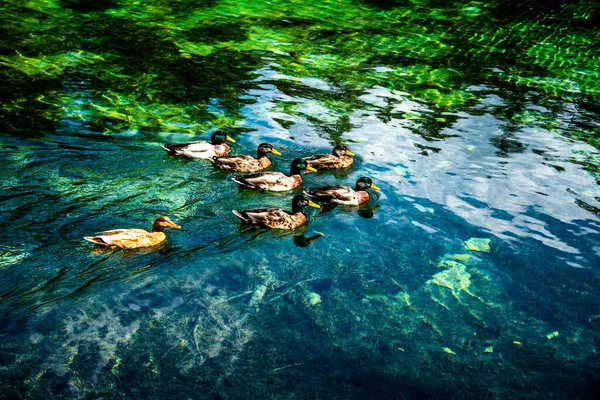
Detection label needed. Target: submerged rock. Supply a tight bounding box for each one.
[464,238,491,252]
[305,292,322,307]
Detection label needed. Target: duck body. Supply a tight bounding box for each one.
[212,143,280,173]
[162,141,231,159]
[232,158,317,191]
[162,130,235,159]
[213,154,272,172]
[233,208,308,229]
[83,216,180,249]
[233,172,302,191]
[232,195,321,230]
[305,145,354,170]
[305,177,380,206]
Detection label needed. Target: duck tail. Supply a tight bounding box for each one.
[161,144,179,155]
[83,236,109,246]
[232,177,255,189]
[232,210,250,224]
[303,189,315,197]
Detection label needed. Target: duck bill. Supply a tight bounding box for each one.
[170,223,182,229]
[271,149,282,156]
[345,150,355,156]
[308,200,321,209]
[305,165,318,173]
[370,184,380,191]
[225,136,236,143]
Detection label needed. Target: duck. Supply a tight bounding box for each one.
[304,177,380,206]
[162,130,236,159]
[305,145,354,170]
[232,195,321,230]
[212,142,281,172]
[83,216,181,249]
[231,158,317,192]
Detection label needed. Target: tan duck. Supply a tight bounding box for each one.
[212,143,281,172]
[231,158,317,192]
[162,130,236,159]
[83,216,181,249]
[304,177,380,206]
[305,145,354,170]
[232,195,321,230]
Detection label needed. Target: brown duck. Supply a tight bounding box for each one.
[212,142,281,172]
[304,177,380,205]
[232,195,321,230]
[305,145,354,170]
[83,216,181,249]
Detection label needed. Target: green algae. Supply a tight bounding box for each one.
[464,238,492,252]
[2,0,599,152]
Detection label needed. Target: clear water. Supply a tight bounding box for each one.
[1,0,600,398]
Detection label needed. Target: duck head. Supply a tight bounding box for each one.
[152,216,181,232]
[355,177,380,191]
[211,130,236,145]
[333,145,354,157]
[257,143,281,158]
[291,194,321,213]
[290,158,317,175]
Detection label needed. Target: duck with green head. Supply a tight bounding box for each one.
[162,130,236,159]
[232,195,321,229]
[304,177,380,206]
[232,158,317,191]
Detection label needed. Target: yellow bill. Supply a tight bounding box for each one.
[345,149,355,156]
[308,200,321,209]
[370,183,380,190]
[271,148,282,156]
[225,135,236,143]
[306,165,318,173]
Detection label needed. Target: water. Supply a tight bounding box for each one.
[1,0,600,398]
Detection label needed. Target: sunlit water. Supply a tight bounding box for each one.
[1,0,600,398]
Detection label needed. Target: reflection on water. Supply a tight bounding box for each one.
[1,0,600,398]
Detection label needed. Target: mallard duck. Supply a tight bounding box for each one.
[231,158,317,192]
[212,143,281,172]
[304,177,380,205]
[305,145,354,170]
[232,195,321,230]
[83,216,181,249]
[162,130,236,159]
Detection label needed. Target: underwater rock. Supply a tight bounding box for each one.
[464,238,491,252]
[305,292,322,307]
[546,331,559,340]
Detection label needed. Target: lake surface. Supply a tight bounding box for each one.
[1,0,600,398]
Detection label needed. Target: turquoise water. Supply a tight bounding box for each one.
[1,0,600,398]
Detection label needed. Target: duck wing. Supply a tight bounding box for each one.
[232,208,290,225]
[305,185,358,204]
[84,229,160,248]
[212,154,261,171]
[162,141,215,158]
[232,172,291,191]
[304,154,338,169]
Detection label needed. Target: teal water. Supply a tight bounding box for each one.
[1,0,600,398]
